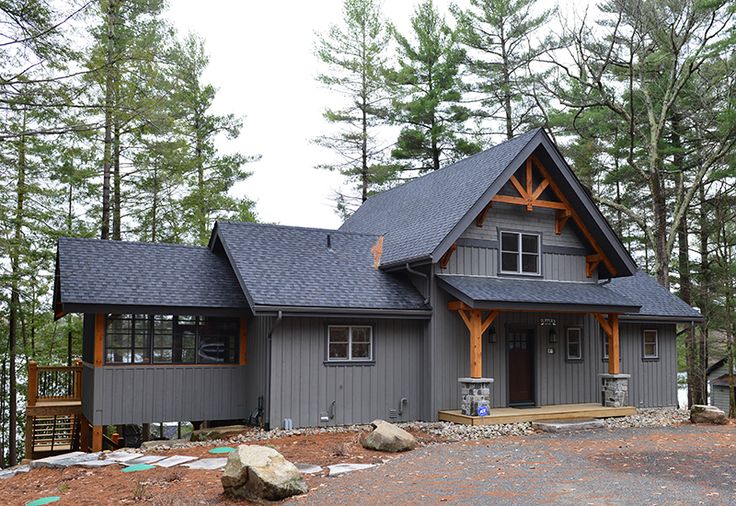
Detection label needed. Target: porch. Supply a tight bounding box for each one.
[438,402,635,426]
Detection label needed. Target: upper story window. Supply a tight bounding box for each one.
[327,325,373,363]
[643,329,658,359]
[105,314,239,365]
[566,327,582,360]
[500,231,540,275]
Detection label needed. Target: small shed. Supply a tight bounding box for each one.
[707,357,735,414]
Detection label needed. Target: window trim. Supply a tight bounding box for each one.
[566,327,583,361]
[498,230,541,276]
[103,314,240,366]
[325,325,375,365]
[642,329,659,360]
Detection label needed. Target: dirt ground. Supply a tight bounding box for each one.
[3,424,735,505]
[0,428,440,505]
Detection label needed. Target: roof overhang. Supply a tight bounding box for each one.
[56,302,249,318]
[253,305,433,319]
[438,275,641,315]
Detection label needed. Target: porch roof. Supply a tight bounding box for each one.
[437,274,641,313]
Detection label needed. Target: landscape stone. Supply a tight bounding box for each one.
[532,418,605,433]
[183,458,228,470]
[153,455,198,468]
[361,419,416,452]
[129,455,167,465]
[105,451,144,463]
[327,463,376,476]
[0,464,30,479]
[31,452,102,469]
[191,425,248,442]
[221,445,308,501]
[295,463,323,474]
[140,438,190,451]
[690,404,728,425]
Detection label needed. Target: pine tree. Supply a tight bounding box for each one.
[454,0,553,139]
[314,0,395,216]
[170,34,259,245]
[387,0,481,174]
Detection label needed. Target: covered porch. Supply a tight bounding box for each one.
[436,275,641,425]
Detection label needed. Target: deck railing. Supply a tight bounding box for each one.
[27,360,83,406]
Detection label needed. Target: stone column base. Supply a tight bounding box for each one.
[459,377,494,416]
[600,373,630,407]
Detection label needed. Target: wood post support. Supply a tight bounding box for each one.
[448,302,498,379]
[27,360,38,407]
[239,317,248,365]
[594,313,620,374]
[94,314,105,367]
[24,415,34,460]
[80,415,90,452]
[92,425,103,452]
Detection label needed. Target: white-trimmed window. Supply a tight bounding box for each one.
[643,329,658,359]
[500,231,540,275]
[566,327,582,360]
[603,334,610,360]
[327,326,373,362]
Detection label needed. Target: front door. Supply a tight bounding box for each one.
[507,328,535,406]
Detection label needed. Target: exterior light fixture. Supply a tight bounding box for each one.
[488,325,497,344]
[548,326,557,344]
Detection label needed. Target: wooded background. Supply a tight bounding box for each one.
[0,0,734,466]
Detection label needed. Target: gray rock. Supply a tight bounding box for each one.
[361,419,416,452]
[690,404,728,425]
[153,455,198,468]
[0,464,30,479]
[31,451,102,469]
[221,445,308,501]
[533,418,605,433]
[183,458,228,470]
[140,438,190,451]
[191,425,248,442]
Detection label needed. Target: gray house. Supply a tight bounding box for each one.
[53,128,701,450]
[707,357,735,414]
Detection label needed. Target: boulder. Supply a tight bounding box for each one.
[690,404,728,425]
[361,419,416,452]
[190,425,248,442]
[221,445,308,501]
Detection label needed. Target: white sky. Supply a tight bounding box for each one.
[167,0,581,230]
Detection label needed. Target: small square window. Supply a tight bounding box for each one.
[500,231,540,275]
[327,326,373,363]
[566,327,582,360]
[643,330,658,359]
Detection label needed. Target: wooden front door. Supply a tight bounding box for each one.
[507,328,535,406]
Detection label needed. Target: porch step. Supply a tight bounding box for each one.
[532,418,605,433]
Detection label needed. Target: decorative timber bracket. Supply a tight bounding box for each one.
[448,301,498,378]
[593,313,620,374]
[490,156,617,278]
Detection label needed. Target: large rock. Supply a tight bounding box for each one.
[690,404,728,425]
[361,419,416,452]
[221,445,308,501]
[191,425,248,442]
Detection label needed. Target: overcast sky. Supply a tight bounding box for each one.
[167,0,578,230]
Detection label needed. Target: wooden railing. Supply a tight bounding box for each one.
[27,359,83,407]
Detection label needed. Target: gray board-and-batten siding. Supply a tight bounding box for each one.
[81,313,270,426]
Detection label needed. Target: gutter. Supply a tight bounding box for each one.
[254,305,432,318]
[264,310,283,430]
[405,263,431,305]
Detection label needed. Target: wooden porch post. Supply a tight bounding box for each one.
[594,313,620,374]
[80,415,89,452]
[92,425,103,452]
[448,302,498,379]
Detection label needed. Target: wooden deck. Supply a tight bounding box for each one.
[438,403,635,425]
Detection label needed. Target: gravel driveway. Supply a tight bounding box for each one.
[297,424,735,505]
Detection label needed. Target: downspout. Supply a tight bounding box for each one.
[265,310,283,429]
[406,263,431,305]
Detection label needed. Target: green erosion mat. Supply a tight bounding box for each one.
[26,497,60,506]
[208,447,235,454]
[122,463,155,473]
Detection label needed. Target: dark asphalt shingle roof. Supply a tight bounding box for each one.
[437,274,640,311]
[340,129,540,266]
[607,271,702,320]
[214,222,428,311]
[56,237,248,310]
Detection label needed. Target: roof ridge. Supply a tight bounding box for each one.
[218,220,381,237]
[59,236,209,251]
[356,128,541,204]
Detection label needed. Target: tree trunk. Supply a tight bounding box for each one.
[500,31,513,140]
[650,171,669,286]
[101,0,118,240]
[112,121,121,240]
[8,120,27,466]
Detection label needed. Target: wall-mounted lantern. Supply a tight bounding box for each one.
[487,325,497,344]
[548,326,557,344]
